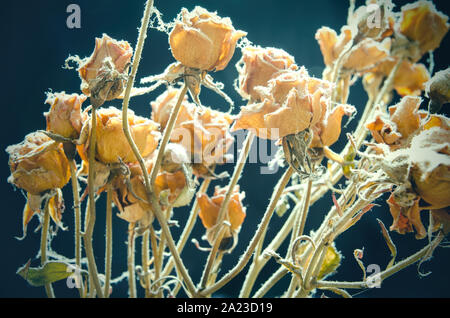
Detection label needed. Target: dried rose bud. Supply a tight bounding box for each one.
[82,107,160,164]
[169,6,246,71]
[78,34,133,105]
[6,132,71,195]
[425,67,450,113]
[44,92,87,139]
[197,186,246,250]
[399,1,449,56]
[236,46,298,101]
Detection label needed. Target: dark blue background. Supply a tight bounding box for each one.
[1,0,449,298]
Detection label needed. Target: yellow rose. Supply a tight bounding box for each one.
[169,6,246,71]
[6,132,71,195]
[89,107,160,164]
[236,46,298,101]
[399,1,449,56]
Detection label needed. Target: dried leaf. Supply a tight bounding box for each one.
[17,260,84,287]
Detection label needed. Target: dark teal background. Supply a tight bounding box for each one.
[1,0,449,298]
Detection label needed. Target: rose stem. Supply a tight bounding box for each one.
[41,198,55,298]
[120,0,196,296]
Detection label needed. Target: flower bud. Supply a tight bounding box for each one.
[44,92,87,139]
[169,6,246,71]
[236,46,298,101]
[6,132,71,195]
[78,34,133,105]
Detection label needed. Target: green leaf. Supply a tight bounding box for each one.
[16,260,76,287]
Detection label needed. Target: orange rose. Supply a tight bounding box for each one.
[44,92,87,139]
[366,58,430,96]
[78,34,133,105]
[399,1,449,56]
[197,185,246,249]
[236,46,298,101]
[113,154,193,224]
[232,68,355,146]
[151,88,234,171]
[85,107,160,164]
[6,132,71,195]
[169,6,246,71]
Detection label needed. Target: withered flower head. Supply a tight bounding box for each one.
[44,92,87,139]
[6,132,71,195]
[425,67,450,113]
[152,88,234,174]
[236,46,298,101]
[197,185,246,250]
[169,6,246,71]
[78,34,133,105]
[366,58,430,96]
[85,106,160,164]
[409,124,450,209]
[387,193,426,239]
[113,155,194,225]
[399,0,449,56]
[232,68,355,146]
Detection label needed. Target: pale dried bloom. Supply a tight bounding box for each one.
[78,34,133,104]
[44,92,88,139]
[232,67,355,146]
[399,0,449,56]
[113,154,194,225]
[81,107,160,164]
[169,6,246,71]
[6,132,71,195]
[236,46,298,101]
[197,185,246,250]
[151,88,234,173]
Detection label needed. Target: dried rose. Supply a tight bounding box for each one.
[197,185,246,250]
[6,132,71,195]
[399,1,449,56]
[425,67,450,113]
[151,88,234,173]
[236,46,298,101]
[367,58,430,96]
[78,34,133,104]
[387,193,426,239]
[44,92,87,139]
[232,68,355,146]
[169,6,246,71]
[409,125,450,209]
[81,107,160,164]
